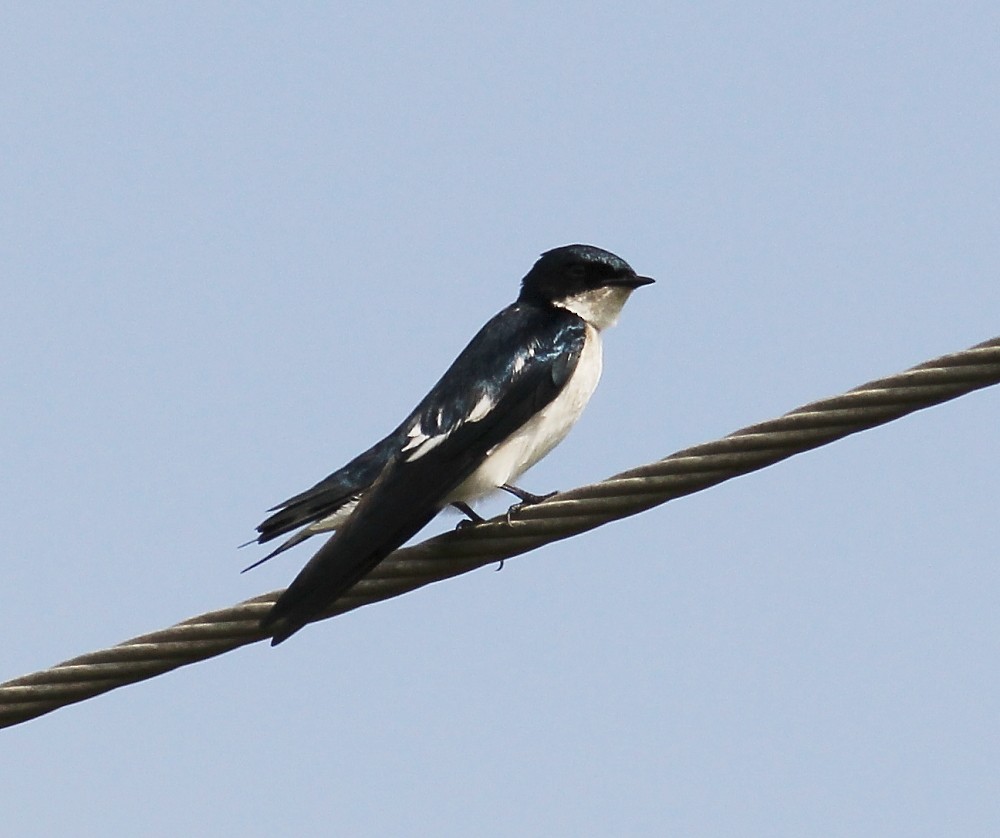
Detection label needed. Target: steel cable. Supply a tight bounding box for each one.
[2,335,998,729]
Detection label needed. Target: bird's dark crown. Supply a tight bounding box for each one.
[518,244,650,304]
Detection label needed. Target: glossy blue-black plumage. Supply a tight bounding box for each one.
[253,303,587,552]
[254,243,653,644]
[519,244,645,305]
[260,301,587,643]
[254,434,398,548]
[407,303,586,446]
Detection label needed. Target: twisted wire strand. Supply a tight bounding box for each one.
[2,336,998,729]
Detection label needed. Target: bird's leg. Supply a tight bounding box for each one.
[452,501,485,529]
[501,483,558,524]
[501,483,557,504]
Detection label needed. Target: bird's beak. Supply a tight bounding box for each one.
[617,275,655,289]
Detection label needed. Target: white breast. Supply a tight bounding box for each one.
[448,324,603,503]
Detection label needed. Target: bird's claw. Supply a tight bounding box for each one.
[500,484,558,505]
[503,489,558,524]
[452,501,485,529]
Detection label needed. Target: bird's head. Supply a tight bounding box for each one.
[519,244,654,330]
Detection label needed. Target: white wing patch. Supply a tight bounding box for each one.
[401,422,450,462]
[467,392,494,422]
[401,392,495,462]
[447,324,603,503]
[512,346,534,375]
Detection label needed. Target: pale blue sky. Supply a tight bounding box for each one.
[3,3,999,835]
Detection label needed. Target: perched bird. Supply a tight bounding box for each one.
[252,244,654,644]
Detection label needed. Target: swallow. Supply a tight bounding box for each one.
[252,244,654,643]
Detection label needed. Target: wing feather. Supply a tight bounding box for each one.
[262,302,586,643]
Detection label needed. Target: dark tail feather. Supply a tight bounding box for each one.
[255,495,344,544]
[266,616,307,646]
[240,528,317,573]
[257,433,402,543]
[260,495,441,645]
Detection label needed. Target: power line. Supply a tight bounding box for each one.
[2,335,998,729]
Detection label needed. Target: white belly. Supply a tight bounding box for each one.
[448,324,603,502]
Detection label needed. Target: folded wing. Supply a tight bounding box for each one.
[261,303,586,643]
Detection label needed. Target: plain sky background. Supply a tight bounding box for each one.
[3,3,999,836]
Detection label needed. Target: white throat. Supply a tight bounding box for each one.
[552,286,634,330]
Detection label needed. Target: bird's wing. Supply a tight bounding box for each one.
[262,303,587,643]
[252,431,401,546]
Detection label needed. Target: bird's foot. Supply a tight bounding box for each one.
[501,484,558,524]
[452,501,485,530]
[500,483,557,505]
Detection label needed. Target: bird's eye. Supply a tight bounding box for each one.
[567,264,586,280]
